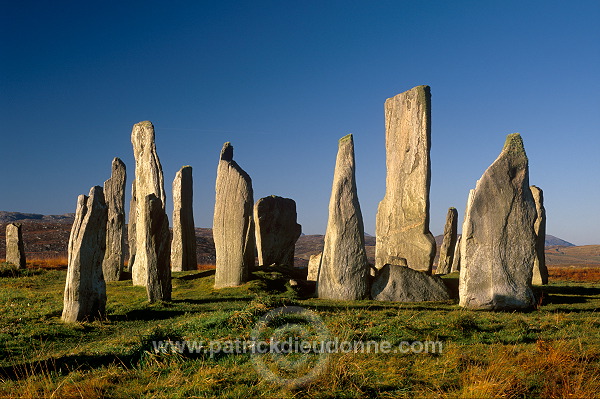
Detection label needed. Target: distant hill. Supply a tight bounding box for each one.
[0,211,75,224]
[434,234,575,248]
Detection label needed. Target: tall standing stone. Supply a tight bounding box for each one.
[5,223,26,269]
[171,166,197,272]
[459,133,537,310]
[213,142,255,288]
[131,121,167,286]
[318,134,369,300]
[127,180,136,272]
[436,207,458,275]
[62,186,108,323]
[254,196,302,266]
[376,85,436,273]
[102,158,126,281]
[307,252,322,282]
[450,236,461,273]
[144,194,172,302]
[531,186,548,285]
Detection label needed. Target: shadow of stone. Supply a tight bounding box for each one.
[175,270,215,280]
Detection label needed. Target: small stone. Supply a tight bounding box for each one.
[102,157,126,281]
[5,223,26,269]
[171,166,197,271]
[436,207,458,275]
[371,264,450,302]
[143,194,172,302]
[307,252,322,282]
[450,236,461,273]
[531,186,548,285]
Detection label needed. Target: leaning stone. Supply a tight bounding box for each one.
[318,134,369,300]
[61,186,108,323]
[450,236,461,273]
[436,207,458,275]
[254,196,302,266]
[102,158,126,281]
[376,85,436,273]
[371,264,450,302]
[531,186,548,285]
[171,166,197,271]
[5,223,26,269]
[143,194,172,302]
[307,252,322,282]
[131,121,167,286]
[213,142,255,288]
[459,133,537,310]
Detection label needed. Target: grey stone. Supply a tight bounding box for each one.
[102,158,126,281]
[127,179,136,272]
[376,85,436,273]
[450,236,461,273]
[371,264,450,302]
[61,186,107,323]
[5,223,25,269]
[531,186,548,285]
[459,133,537,310]
[131,121,167,286]
[254,196,302,266]
[317,134,369,300]
[171,166,197,272]
[307,252,322,282]
[436,207,458,275]
[143,194,172,302]
[213,142,255,288]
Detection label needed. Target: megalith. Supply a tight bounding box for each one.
[450,236,461,273]
[130,121,167,286]
[5,223,26,269]
[307,252,322,282]
[376,85,436,273]
[459,133,537,310]
[436,207,458,275]
[213,142,255,288]
[127,180,136,272]
[254,196,302,266]
[371,264,450,302]
[102,157,126,281]
[143,194,172,302]
[317,134,369,300]
[531,186,548,285]
[62,186,108,323]
[171,166,197,272]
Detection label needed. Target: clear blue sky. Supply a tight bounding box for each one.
[1,1,599,245]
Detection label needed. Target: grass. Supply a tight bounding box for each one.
[0,262,598,398]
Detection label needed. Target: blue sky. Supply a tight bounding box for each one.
[1,1,599,245]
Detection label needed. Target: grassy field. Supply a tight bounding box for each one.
[0,262,599,399]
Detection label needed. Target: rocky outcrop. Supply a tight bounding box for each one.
[459,133,537,310]
[307,252,322,282]
[102,158,126,281]
[531,186,548,285]
[254,196,302,266]
[131,121,167,286]
[5,223,26,268]
[213,142,255,288]
[376,85,436,273]
[436,207,458,275]
[371,264,450,302]
[171,166,196,272]
[317,134,369,300]
[143,194,172,302]
[62,186,107,323]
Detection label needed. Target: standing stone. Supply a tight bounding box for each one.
[213,142,255,288]
[102,158,126,281]
[450,236,461,273]
[144,194,172,302]
[254,196,302,266]
[5,223,26,269]
[131,121,167,286]
[171,166,197,272]
[127,180,136,272]
[318,134,369,300]
[376,85,436,273]
[436,207,458,275]
[459,133,537,310]
[531,186,548,285]
[307,252,322,282]
[62,186,108,323]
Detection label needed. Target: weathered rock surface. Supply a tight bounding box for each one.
[317,134,369,300]
[143,194,172,302]
[213,142,255,288]
[531,186,548,285]
[131,121,167,286]
[307,252,322,282]
[436,207,458,275]
[102,158,126,281]
[127,179,136,271]
[451,236,461,273]
[5,223,26,268]
[371,264,450,302]
[62,186,108,323]
[171,166,196,271]
[459,133,537,310]
[254,196,302,266]
[376,85,436,273]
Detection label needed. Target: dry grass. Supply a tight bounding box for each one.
[26,257,68,270]
[197,263,216,271]
[548,266,600,282]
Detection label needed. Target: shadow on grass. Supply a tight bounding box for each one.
[172,297,251,305]
[535,285,600,306]
[175,270,216,280]
[110,308,187,322]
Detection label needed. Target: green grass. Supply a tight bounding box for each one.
[0,267,599,398]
